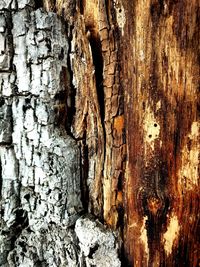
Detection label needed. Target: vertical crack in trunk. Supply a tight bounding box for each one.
[87,29,105,125]
[80,0,126,231]
[66,3,106,218]
[86,26,107,219]
[80,135,89,212]
[66,25,77,135]
[35,0,44,9]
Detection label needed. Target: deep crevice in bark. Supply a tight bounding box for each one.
[79,0,85,15]
[80,137,89,213]
[6,11,14,71]
[86,26,106,220]
[66,25,77,137]
[35,0,44,9]
[87,30,105,125]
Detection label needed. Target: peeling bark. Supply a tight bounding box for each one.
[0,0,199,266]
[0,1,120,266]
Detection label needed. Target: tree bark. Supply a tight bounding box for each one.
[0,0,199,266]
[0,1,120,266]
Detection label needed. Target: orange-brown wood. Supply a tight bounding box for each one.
[122,0,199,266]
[44,0,199,266]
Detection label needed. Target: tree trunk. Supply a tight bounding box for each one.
[0,0,199,266]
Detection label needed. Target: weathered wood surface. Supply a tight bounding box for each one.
[0,0,199,266]
[66,0,199,266]
[57,1,199,266]
[122,1,199,266]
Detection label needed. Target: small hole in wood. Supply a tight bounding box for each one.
[149,135,152,138]
[24,194,30,201]
[154,123,157,127]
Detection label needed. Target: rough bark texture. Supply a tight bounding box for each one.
[0,0,199,266]
[0,1,120,266]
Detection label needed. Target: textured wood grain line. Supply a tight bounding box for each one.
[122,0,199,266]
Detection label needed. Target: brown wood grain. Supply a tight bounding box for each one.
[44,0,199,266]
[122,0,199,266]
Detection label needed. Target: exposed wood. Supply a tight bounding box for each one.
[121,1,200,266]
[72,0,126,228]
[0,0,199,266]
[46,0,126,226]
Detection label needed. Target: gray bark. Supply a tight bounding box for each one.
[0,1,120,266]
